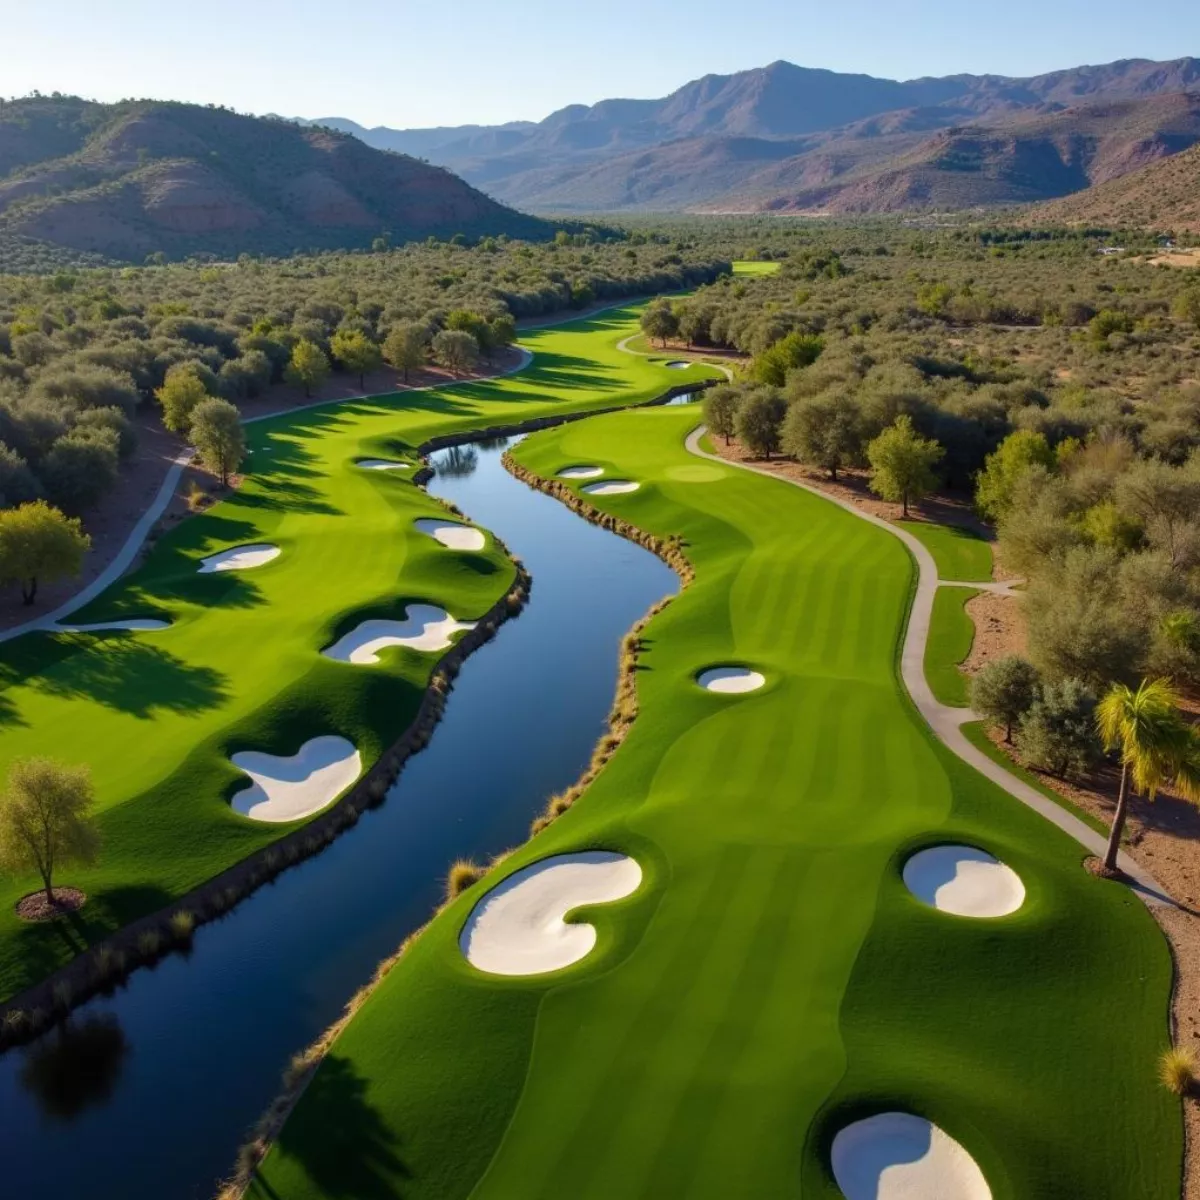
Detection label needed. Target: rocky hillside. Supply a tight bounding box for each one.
[0,98,551,268]
[305,56,1200,213]
[1025,141,1200,231]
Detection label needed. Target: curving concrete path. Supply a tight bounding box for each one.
[0,349,537,648]
[616,333,734,382]
[684,426,1167,903]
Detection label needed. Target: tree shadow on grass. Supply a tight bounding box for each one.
[10,638,228,718]
[266,1054,409,1200]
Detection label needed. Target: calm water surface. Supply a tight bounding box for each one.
[0,436,677,1200]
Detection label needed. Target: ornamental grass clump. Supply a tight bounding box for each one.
[1159,1045,1198,1095]
[446,859,485,901]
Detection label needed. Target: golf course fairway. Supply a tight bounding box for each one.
[0,306,719,1004]
[251,405,1178,1199]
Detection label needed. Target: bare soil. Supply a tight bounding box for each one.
[16,887,86,922]
[961,592,1026,676]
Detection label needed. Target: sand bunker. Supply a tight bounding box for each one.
[832,1113,992,1200]
[322,605,476,664]
[903,845,1025,918]
[665,361,691,369]
[56,619,170,633]
[413,518,486,551]
[557,465,604,479]
[356,458,411,471]
[460,851,642,976]
[697,666,765,693]
[582,480,640,496]
[198,544,281,573]
[231,735,361,823]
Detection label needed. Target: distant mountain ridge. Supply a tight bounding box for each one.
[299,57,1200,214]
[0,97,551,267]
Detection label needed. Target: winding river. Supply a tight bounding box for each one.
[0,437,679,1200]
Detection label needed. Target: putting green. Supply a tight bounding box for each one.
[0,306,722,1003]
[254,406,1177,1199]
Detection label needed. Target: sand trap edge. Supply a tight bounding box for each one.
[197,543,281,574]
[902,845,1026,918]
[230,735,362,823]
[696,665,765,693]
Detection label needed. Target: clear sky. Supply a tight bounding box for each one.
[6,0,1199,129]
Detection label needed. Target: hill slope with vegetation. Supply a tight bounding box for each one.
[1026,141,1200,231]
[0,97,554,270]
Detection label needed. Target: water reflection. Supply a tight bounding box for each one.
[19,1014,129,1122]
[666,392,696,406]
[433,445,480,477]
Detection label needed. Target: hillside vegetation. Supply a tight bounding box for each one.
[0,98,553,270]
[1027,141,1200,232]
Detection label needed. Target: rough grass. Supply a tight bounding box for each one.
[254,406,1178,1200]
[925,585,978,706]
[899,519,994,581]
[1160,1045,1198,1095]
[0,304,723,1004]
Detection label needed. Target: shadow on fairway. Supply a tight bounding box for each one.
[24,639,228,718]
[265,1055,409,1199]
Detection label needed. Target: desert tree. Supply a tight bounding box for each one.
[970,655,1040,743]
[703,385,741,445]
[0,758,100,904]
[735,388,787,459]
[640,299,678,348]
[285,339,331,398]
[782,392,863,480]
[866,414,943,517]
[0,499,90,605]
[155,364,211,433]
[383,322,429,383]
[189,397,245,486]
[432,329,478,377]
[329,329,382,389]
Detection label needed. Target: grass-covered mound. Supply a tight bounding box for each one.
[253,405,1177,1199]
[0,306,720,1003]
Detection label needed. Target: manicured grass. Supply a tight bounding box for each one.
[0,306,723,1003]
[925,586,978,707]
[899,519,994,581]
[961,721,1107,836]
[256,406,1177,1200]
[732,260,782,275]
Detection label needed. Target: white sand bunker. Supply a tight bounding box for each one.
[356,458,410,471]
[413,518,486,551]
[557,465,604,479]
[582,480,639,496]
[460,851,642,976]
[832,1113,992,1200]
[57,619,170,633]
[697,666,765,693]
[231,735,362,823]
[198,544,281,573]
[322,605,476,664]
[903,845,1025,918]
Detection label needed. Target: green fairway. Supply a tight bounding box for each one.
[732,260,782,275]
[925,586,978,707]
[899,519,994,581]
[0,307,721,1003]
[254,405,1177,1200]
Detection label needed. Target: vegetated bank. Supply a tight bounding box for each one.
[249,403,1176,1200]
[0,305,722,1021]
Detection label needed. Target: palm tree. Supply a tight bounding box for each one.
[1096,678,1200,872]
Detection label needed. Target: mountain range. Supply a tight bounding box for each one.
[0,97,549,267]
[302,57,1200,214]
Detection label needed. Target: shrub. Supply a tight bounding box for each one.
[734,388,786,458]
[702,384,741,445]
[1017,677,1102,779]
[781,391,864,480]
[971,656,1040,742]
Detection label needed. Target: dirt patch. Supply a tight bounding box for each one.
[961,592,1026,676]
[16,888,86,922]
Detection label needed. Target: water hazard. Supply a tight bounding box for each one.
[0,435,679,1200]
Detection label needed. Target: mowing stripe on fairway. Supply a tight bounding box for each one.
[253,405,1177,1200]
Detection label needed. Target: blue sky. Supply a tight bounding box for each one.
[6,0,1199,128]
